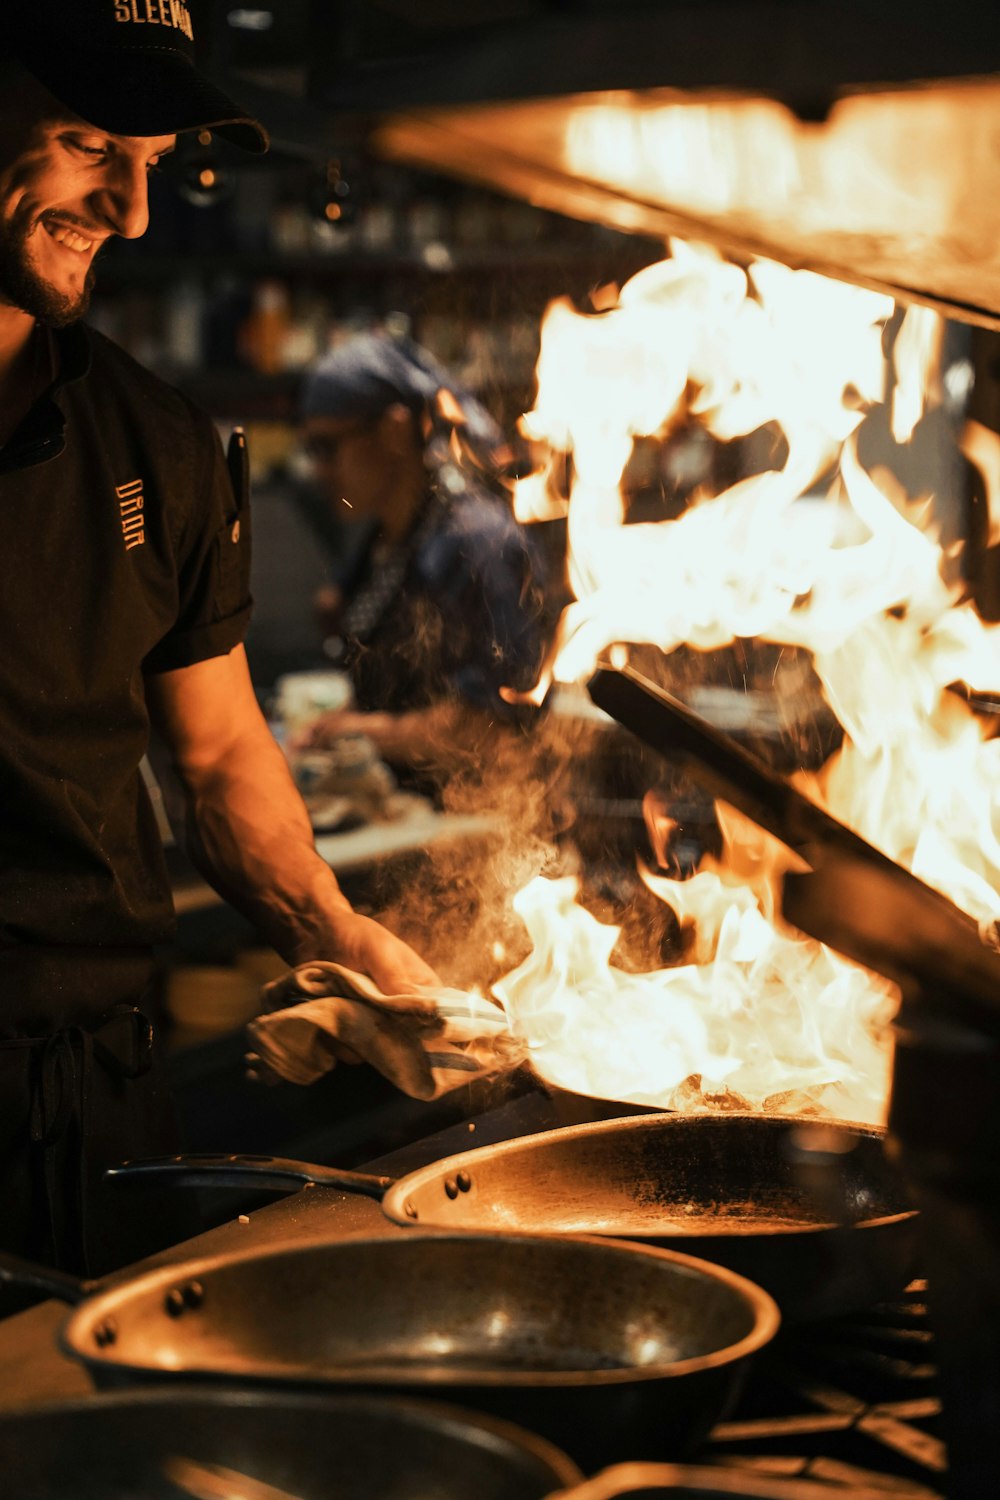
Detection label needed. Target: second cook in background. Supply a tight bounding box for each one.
[294,332,552,792]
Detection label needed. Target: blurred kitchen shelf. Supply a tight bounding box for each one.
[96,242,661,283]
[160,368,304,420]
[144,367,537,422]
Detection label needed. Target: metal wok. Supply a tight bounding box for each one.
[112,1113,919,1322]
[0,1388,583,1500]
[0,1232,778,1472]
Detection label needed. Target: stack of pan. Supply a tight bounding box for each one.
[0,1096,918,1487]
[0,661,935,1493]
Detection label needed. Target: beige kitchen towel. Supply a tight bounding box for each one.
[246,961,524,1099]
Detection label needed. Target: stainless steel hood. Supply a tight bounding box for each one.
[316,1,1000,328]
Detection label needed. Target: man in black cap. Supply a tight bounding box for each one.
[0,1,437,1277]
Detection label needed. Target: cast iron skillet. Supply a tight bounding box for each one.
[0,1231,779,1472]
[0,1387,583,1500]
[109,1114,919,1322]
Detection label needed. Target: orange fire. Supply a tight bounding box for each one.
[495,240,1000,1125]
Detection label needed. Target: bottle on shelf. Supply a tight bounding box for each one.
[239,280,292,375]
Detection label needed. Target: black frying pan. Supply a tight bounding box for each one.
[110,1113,919,1322]
[0,1388,583,1500]
[0,1232,778,1472]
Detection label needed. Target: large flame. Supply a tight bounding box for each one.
[496,240,1000,1125]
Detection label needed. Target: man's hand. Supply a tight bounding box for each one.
[327,909,440,993]
[246,921,440,1086]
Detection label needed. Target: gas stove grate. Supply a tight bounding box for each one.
[701,1281,945,1495]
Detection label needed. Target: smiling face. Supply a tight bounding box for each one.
[0,66,174,325]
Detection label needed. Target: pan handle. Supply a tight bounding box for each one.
[105,1153,394,1199]
[0,1252,92,1306]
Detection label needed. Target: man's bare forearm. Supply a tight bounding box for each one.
[178,734,355,967]
[147,649,438,990]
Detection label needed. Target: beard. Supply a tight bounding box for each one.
[0,214,97,326]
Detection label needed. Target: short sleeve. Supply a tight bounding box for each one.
[143,415,253,674]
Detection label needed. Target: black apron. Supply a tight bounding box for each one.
[0,946,183,1286]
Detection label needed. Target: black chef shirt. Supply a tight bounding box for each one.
[0,323,251,971]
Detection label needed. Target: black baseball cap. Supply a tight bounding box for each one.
[11,0,269,153]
